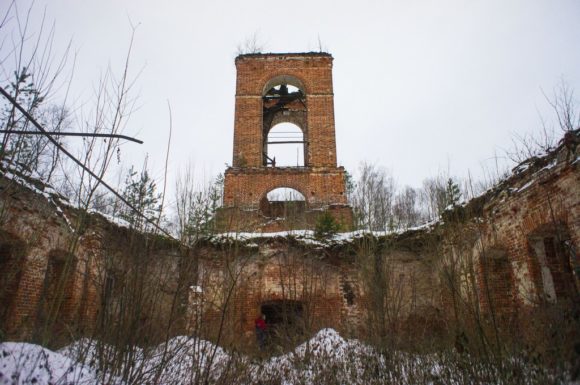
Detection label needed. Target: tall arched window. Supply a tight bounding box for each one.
[262,76,307,167]
[266,123,305,167]
[479,248,514,316]
[39,250,77,327]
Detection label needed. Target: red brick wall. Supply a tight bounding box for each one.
[223,167,348,207]
[476,160,579,310]
[232,53,336,168]
[193,242,358,347]
[223,53,352,230]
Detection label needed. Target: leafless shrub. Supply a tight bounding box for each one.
[236,31,264,56]
[507,80,579,163]
[393,186,421,229]
[0,0,73,184]
[351,162,395,231]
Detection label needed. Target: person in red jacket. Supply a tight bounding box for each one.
[255,313,267,350]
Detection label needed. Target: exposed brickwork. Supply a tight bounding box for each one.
[0,136,578,348]
[221,53,353,231]
[473,151,580,313]
[0,174,185,342]
[190,241,362,345]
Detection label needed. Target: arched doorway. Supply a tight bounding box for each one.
[261,299,305,346]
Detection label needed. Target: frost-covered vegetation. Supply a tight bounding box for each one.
[1,329,573,385]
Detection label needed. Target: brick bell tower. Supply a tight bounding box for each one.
[218,52,352,232]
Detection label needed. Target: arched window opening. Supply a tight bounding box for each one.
[39,251,77,327]
[0,234,26,328]
[260,187,306,218]
[262,76,307,167]
[266,123,305,167]
[262,75,305,96]
[528,225,577,303]
[267,187,306,202]
[266,84,301,95]
[101,267,123,313]
[480,249,514,316]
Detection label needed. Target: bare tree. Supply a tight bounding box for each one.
[351,162,395,231]
[507,80,579,163]
[0,0,73,183]
[393,186,420,229]
[236,31,264,56]
[58,25,140,215]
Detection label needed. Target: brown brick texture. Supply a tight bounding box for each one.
[222,53,352,230]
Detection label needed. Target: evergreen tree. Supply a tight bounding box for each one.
[315,211,341,239]
[1,68,44,164]
[182,173,223,243]
[119,164,161,230]
[443,178,461,210]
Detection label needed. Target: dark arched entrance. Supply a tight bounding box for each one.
[260,299,305,347]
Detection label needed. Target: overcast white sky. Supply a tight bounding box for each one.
[3,0,580,200]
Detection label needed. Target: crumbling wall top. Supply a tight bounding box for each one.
[235,52,333,62]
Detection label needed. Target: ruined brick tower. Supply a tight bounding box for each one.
[218,53,353,232]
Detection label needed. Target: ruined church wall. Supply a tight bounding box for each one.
[0,175,187,342]
[1,140,577,349]
[188,235,445,349]
[474,152,579,312]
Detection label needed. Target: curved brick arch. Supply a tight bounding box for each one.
[263,186,307,202]
[527,222,570,238]
[262,73,308,96]
[265,122,307,167]
[269,114,307,133]
[260,184,309,204]
[259,185,309,219]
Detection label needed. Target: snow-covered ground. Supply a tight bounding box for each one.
[0,342,98,385]
[0,328,572,385]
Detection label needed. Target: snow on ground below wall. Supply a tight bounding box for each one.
[0,329,376,385]
[1,331,350,385]
[0,328,575,385]
[0,342,99,385]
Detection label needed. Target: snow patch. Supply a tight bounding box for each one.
[2,328,569,385]
[516,179,535,193]
[0,342,99,385]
